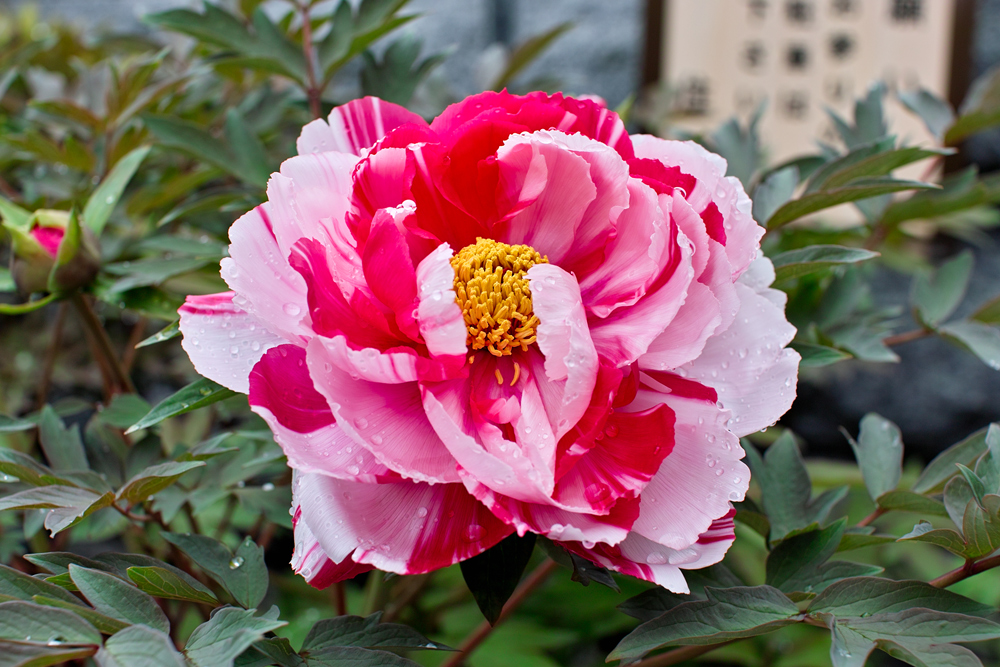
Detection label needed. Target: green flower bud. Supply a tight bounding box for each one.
[7,209,100,295]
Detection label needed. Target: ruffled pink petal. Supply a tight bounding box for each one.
[306,338,460,484]
[578,179,670,317]
[473,483,640,546]
[294,472,512,574]
[351,148,413,231]
[297,96,429,156]
[526,264,599,442]
[497,131,597,264]
[362,204,421,341]
[248,345,394,482]
[221,204,311,342]
[291,505,374,587]
[179,292,284,393]
[678,259,799,437]
[624,387,748,550]
[639,281,721,371]
[552,404,675,513]
[632,135,762,278]
[587,217,696,368]
[416,243,467,361]
[316,334,456,384]
[562,510,736,591]
[267,152,358,260]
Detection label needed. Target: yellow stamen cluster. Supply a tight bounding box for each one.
[451,238,547,357]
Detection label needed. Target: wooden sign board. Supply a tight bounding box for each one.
[650,0,961,173]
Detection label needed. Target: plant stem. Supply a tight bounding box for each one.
[930,554,1000,588]
[36,302,67,409]
[297,1,322,119]
[70,293,135,395]
[629,641,736,667]
[122,315,148,374]
[857,507,886,527]
[362,570,389,617]
[441,559,559,667]
[882,329,931,347]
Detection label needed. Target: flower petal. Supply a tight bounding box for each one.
[179,292,284,393]
[416,243,467,361]
[291,505,373,587]
[297,96,429,156]
[307,338,460,484]
[248,344,394,482]
[678,260,799,437]
[294,472,511,574]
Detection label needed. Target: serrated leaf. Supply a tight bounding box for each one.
[127,566,218,605]
[161,533,268,609]
[609,586,800,661]
[912,251,974,327]
[82,145,150,235]
[898,522,969,557]
[773,246,879,283]
[69,564,169,633]
[37,406,87,472]
[876,490,948,516]
[939,321,1000,371]
[0,601,101,646]
[117,460,205,504]
[126,378,237,434]
[0,565,83,607]
[914,427,990,493]
[302,612,450,652]
[767,177,938,229]
[809,577,995,617]
[847,413,903,501]
[97,624,186,667]
[185,606,286,667]
[459,532,536,625]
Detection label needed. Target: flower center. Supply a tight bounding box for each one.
[451,238,548,357]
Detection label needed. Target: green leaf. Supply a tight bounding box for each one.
[0,268,13,293]
[30,595,129,635]
[808,146,951,193]
[0,564,84,607]
[302,612,451,653]
[126,566,218,605]
[459,532,537,625]
[0,486,113,535]
[961,494,1000,558]
[69,564,169,633]
[37,406,88,471]
[161,533,268,609]
[98,395,152,430]
[145,6,251,51]
[939,321,1000,371]
[492,22,572,91]
[0,415,36,434]
[956,464,988,504]
[184,606,286,667]
[898,522,969,557]
[117,460,205,505]
[971,293,1000,325]
[767,178,938,229]
[709,103,765,188]
[791,343,852,368]
[876,490,948,516]
[912,251,974,327]
[945,64,1000,144]
[0,641,95,666]
[752,166,799,226]
[0,197,32,230]
[899,88,956,141]
[136,320,180,348]
[0,601,101,645]
[773,246,880,283]
[246,637,304,667]
[302,646,423,667]
[809,576,995,617]
[766,520,881,593]
[126,378,237,434]
[609,586,801,661]
[360,36,449,107]
[97,625,187,667]
[23,552,114,576]
[617,589,696,623]
[178,433,238,461]
[0,449,72,486]
[104,256,214,292]
[846,413,903,501]
[82,145,150,235]
[841,608,1000,644]
[914,427,990,493]
[876,639,981,667]
[224,109,272,189]
[828,621,875,667]
[144,115,261,188]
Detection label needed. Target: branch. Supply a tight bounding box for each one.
[441,559,559,667]
[882,329,931,347]
[70,293,135,395]
[857,507,886,527]
[930,553,1000,588]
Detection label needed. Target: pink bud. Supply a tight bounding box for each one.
[30,225,64,258]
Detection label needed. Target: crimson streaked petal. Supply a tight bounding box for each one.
[297,96,429,156]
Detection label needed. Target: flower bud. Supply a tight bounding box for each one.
[7,209,100,294]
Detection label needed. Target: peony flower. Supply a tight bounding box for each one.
[179,92,799,591]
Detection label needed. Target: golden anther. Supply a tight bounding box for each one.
[511,361,521,386]
[495,369,504,385]
[451,238,547,357]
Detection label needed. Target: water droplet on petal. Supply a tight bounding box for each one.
[464,524,486,542]
[646,552,668,565]
[283,303,301,316]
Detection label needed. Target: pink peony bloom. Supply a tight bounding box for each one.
[179,92,799,591]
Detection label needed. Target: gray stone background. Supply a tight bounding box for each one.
[7,0,1000,457]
